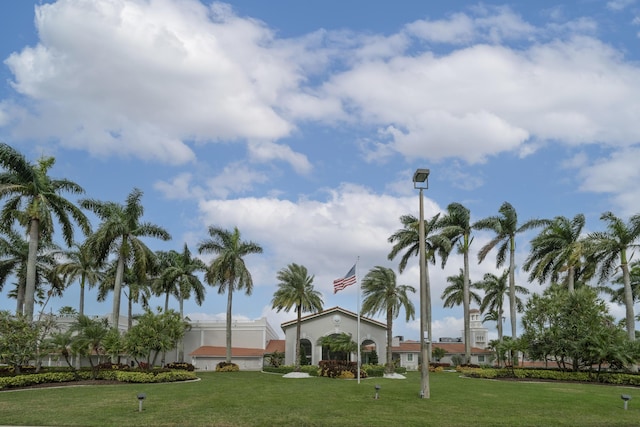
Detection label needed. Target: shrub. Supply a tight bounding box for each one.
[263,366,294,374]
[216,362,239,372]
[337,370,355,379]
[299,365,320,376]
[362,365,385,377]
[318,360,367,379]
[165,362,195,371]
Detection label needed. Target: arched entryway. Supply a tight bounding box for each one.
[299,339,312,365]
[319,333,354,361]
[361,339,378,365]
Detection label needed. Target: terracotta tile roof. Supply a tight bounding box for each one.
[265,340,285,353]
[392,340,492,354]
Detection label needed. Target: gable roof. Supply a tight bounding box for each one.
[280,306,386,329]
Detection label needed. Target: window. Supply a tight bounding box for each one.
[407,354,414,362]
[478,355,485,363]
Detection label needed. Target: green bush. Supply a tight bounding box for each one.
[299,365,319,376]
[362,365,385,377]
[165,362,195,371]
[216,362,239,372]
[263,366,294,374]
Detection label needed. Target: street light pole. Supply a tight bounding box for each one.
[413,168,430,399]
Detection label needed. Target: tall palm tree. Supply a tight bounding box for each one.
[476,270,529,343]
[361,266,415,374]
[156,245,206,318]
[0,228,62,314]
[154,244,207,361]
[56,242,105,317]
[0,144,91,321]
[198,226,263,364]
[600,260,640,306]
[475,202,547,341]
[387,213,450,363]
[100,262,152,331]
[523,214,588,293]
[437,202,474,363]
[442,268,482,310]
[271,263,323,371]
[588,211,640,341]
[80,188,171,330]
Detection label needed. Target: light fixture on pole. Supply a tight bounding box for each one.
[413,168,430,399]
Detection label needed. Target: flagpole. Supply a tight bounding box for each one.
[356,256,361,384]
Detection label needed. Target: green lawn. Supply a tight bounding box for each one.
[0,370,638,426]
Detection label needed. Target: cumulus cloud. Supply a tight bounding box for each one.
[4,0,300,162]
[577,146,640,215]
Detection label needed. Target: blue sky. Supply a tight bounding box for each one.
[1,0,640,341]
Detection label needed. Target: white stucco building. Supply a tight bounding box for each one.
[280,306,388,366]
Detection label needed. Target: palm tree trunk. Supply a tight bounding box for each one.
[24,218,40,321]
[567,267,575,293]
[621,251,635,341]
[128,291,133,331]
[112,255,125,330]
[386,307,393,374]
[463,237,471,364]
[178,296,185,362]
[226,282,233,364]
[508,236,517,341]
[295,306,302,371]
[16,283,25,315]
[79,276,86,317]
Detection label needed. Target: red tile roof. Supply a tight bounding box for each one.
[265,340,285,353]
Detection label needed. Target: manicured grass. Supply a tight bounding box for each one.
[0,370,638,426]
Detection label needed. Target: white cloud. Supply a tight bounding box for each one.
[4,0,299,162]
[607,0,636,11]
[205,163,270,199]
[577,147,640,215]
[248,140,312,175]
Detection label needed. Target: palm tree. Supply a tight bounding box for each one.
[387,213,450,369]
[475,202,547,341]
[156,245,206,317]
[198,226,263,364]
[99,262,152,331]
[271,263,323,371]
[437,202,474,363]
[523,214,588,293]
[588,211,640,341]
[0,144,91,320]
[154,244,207,361]
[80,188,170,331]
[476,270,529,343]
[442,268,482,309]
[361,266,415,374]
[56,242,105,317]
[0,228,62,314]
[600,260,640,306]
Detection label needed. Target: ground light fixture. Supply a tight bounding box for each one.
[137,393,147,412]
[374,384,381,400]
[621,394,631,410]
[413,168,431,399]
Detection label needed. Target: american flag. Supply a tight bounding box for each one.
[333,264,357,293]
